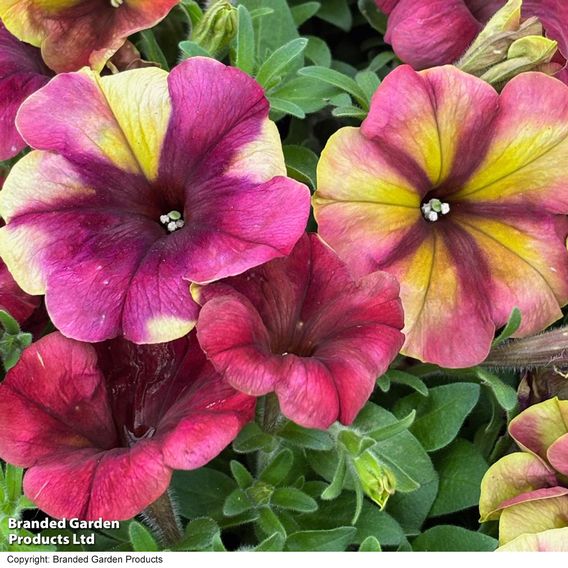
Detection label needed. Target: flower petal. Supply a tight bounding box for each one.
[24,443,171,521]
[509,398,568,461]
[497,527,568,551]
[547,432,568,477]
[0,260,39,324]
[0,333,116,467]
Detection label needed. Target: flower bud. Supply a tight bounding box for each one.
[192,0,238,58]
[457,0,560,87]
[353,451,396,509]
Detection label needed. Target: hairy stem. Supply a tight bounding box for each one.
[142,490,183,548]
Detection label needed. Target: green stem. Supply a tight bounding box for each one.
[142,490,182,547]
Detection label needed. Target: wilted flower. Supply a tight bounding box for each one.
[0,332,255,520]
[193,233,404,429]
[0,57,310,344]
[314,64,568,367]
[375,0,568,82]
[0,21,51,160]
[479,398,568,549]
[0,0,179,73]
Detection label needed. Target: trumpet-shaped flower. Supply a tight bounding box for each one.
[479,398,568,548]
[0,58,310,344]
[375,0,568,82]
[193,234,404,429]
[0,331,255,520]
[0,21,51,160]
[0,0,179,73]
[314,65,568,367]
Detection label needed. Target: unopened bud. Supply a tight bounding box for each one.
[457,0,560,87]
[192,0,237,58]
[353,451,396,509]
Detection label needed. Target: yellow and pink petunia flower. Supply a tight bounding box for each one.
[0,331,255,520]
[479,398,568,550]
[314,64,568,367]
[0,57,311,344]
[375,0,568,82]
[0,0,179,73]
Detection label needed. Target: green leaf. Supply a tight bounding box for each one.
[321,451,347,501]
[256,38,308,88]
[359,536,382,552]
[394,383,481,452]
[241,0,299,57]
[172,468,236,521]
[358,0,388,34]
[305,36,332,67]
[254,532,286,551]
[230,460,254,489]
[258,507,287,537]
[355,70,380,103]
[271,487,318,512]
[138,30,169,71]
[331,106,368,120]
[367,410,416,442]
[176,518,221,551]
[368,51,397,72]
[269,97,306,119]
[474,367,518,412]
[5,464,24,505]
[282,145,319,189]
[0,310,20,335]
[178,40,211,59]
[223,488,254,517]
[383,370,429,397]
[387,477,439,534]
[492,307,522,346]
[430,439,488,517]
[317,0,352,31]
[299,66,368,108]
[286,527,356,551]
[233,422,278,453]
[291,2,321,26]
[234,5,255,74]
[270,76,341,113]
[128,522,159,552]
[249,7,275,19]
[412,526,498,552]
[260,448,294,485]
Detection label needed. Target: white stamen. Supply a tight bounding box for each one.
[110,0,123,7]
[167,221,177,232]
[160,210,185,232]
[175,219,185,229]
[422,198,450,222]
[160,215,170,224]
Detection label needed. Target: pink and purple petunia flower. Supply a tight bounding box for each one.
[193,233,404,429]
[0,331,255,521]
[314,64,568,368]
[0,57,311,344]
[375,0,568,82]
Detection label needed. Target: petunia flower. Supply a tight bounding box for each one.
[497,528,568,551]
[314,64,568,368]
[375,0,568,82]
[0,20,51,160]
[479,398,568,548]
[0,0,179,73]
[193,233,404,429]
[0,331,255,521]
[0,57,310,344]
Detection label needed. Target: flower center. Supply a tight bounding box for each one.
[160,210,185,233]
[421,198,450,222]
[110,0,124,7]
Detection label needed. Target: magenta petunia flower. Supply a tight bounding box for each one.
[479,398,568,549]
[0,57,310,344]
[193,234,404,429]
[0,260,39,325]
[375,0,568,81]
[314,65,568,367]
[0,0,179,73]
[0,20,51,160]
[0,331,255,521]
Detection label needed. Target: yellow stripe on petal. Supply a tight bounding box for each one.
[98,67,171,181]
[223,119,286,183]
[315,127,420,207]
[145,315,196,343]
